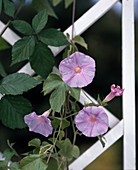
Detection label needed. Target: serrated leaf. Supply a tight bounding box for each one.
[71,145,80,158]
[32,10,48,33]
[28,138,41,148]
[30,42,54,79]
[9,162,19,170]
[53,0,62,6]
[69,87,81,101]
[73,35,88,49]
[50,84,67,112]
[3,0,15,17]
[58,138,73,158]
[11,36,35,65]
[19,155,48,170]
[12,20,33,35]
[38,28,69,47]
[43,73,63,95]
[64,0,73,8]
[0,160,8,170]
[32,0,57,19]
[2,148,15,161]
[0,62,7,77]
[0,0,2,14]
[0,37,10,51]
[0,73,40,95]
[0,95,32,129]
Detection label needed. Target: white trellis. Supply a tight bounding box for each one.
[0,0,136,169]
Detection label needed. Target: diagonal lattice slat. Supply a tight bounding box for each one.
[0,0,136,169]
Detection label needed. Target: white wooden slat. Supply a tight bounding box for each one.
[0,0,119,76]
[64,0,119,37]
[69,119,123,170]
[122,0,136,169]
[79,90,119,128]
[0,21,20,45]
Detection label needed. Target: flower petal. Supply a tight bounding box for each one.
[75,106,109,137]
[59,52,96,88]
[24,112,53,137]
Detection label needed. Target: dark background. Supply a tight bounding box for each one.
[0,0,137,169]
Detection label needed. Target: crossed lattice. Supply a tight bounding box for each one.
[0,0,135,169]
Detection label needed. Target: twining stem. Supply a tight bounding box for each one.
[0,20,11,36]
[64,91,69,138]
[64,112,77,119]
[70,116,77,146]
[46,119,62,164]
[0,0,24,37]
[14,0,24,19]
[71,0,76,40]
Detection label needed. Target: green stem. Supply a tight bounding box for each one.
[0,20,11,37]
[46,119,63,164]
[0,0,24,37]
[64,112,77,119]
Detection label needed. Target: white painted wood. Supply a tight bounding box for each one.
[79,90,119,128]
[0,0,119,76]
[64,0,119,38]
[0,0,136,169]
[0,21,20,45]
[69,120,123,170]
[122,0,136,169]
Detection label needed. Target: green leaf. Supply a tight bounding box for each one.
[0,62,7,77]
[98,135,106,148]
[51,117,70,130]
[11,36,35,65]
[28,138,41,148]
[59,131,65,140]
[0,37,10,51]
[73,35,88,49]
[0,0,2,14]
[69,87,81,101]
[50,84,67,112]
[32,0,58,19]
[30,42,54,79]
[38,28,69,47]
[70,101,80,112]
[12,20,33,35]
[71,145,80,158]
[3,0,15,17]
[2,148,15,161]
[0,73,40,95]
[9,162,19,170]
[43,73,63,95]
[58,138,72,158]
[0,95,32,129]
[32,10,48,33]
[0,160,8,170]
[63,46,71,59]
[53,0,62,6]
[19,155,48,170]
[64,0,73,8]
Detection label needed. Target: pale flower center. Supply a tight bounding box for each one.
[89,115,96,122]
[75,67,81,73]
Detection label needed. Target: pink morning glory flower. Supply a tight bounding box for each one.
[75,106,108,137]
[24,110,53,137]
[59,52,96,88]
[104,84,124,102]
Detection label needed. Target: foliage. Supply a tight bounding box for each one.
[0,1,123,169]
